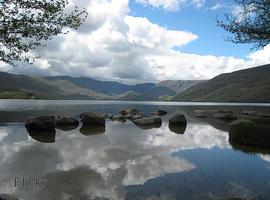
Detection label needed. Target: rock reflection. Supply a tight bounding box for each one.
[27,129,56,143]
[55,124,79,131]
[229,140,270,155]
[135,123,162,130]
[79,124,105,136]
[169,124,187,134]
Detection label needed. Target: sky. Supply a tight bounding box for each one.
[1,0,270,83]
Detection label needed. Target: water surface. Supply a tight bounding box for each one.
[0,100,270,200]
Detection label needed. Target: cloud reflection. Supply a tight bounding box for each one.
[0,120,231,200]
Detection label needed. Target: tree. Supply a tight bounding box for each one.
[217,0,270,49]
[0,0,87,66]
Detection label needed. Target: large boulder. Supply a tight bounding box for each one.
[55,116,79,131]
[133,117,162,129]
[80,112,105,126]
[228,120,270,148]
[169,113,187,126]
[25,116,55,131]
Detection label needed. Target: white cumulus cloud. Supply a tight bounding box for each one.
[0,0,270,83]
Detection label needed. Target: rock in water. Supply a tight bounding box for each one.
[213,112,236,120]
[157,110,168,116]
[80,112,105,126]
[112,114,126,122]
[134,117,162,129]
[55,116,79,131]
[169,113,187,126]
[132,114,144,120]
[120,108,139,116]
[168,113,187,134]
[25,116,55,131]
[228,120,270,148]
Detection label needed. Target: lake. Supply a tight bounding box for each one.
[0,100,270,200]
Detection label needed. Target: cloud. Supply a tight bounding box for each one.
[0,0,270,84]
[135,0,205,11]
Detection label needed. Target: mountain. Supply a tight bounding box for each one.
[44,76,176,100]
[0,72,197,100]
[158,80,205,93]
[172,64,270,103]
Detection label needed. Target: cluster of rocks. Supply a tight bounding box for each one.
[25,108,188,142]
[193,109,237,120]
[193,109,270,149]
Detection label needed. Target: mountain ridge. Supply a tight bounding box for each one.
[0,71,201,100]
[172,64,270,103]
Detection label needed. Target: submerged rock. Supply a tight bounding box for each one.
[242,110,258,116]
[228,120,270,148]
[133,117,162,129]
[80,112,105,126]
[194,110,208,118]
[55,116,79,131]
[213,112,236,120]
[25,116,55,131]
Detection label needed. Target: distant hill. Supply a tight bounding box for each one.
[172,64,270,103]
[0,72,197,100]
[158,80,205,93]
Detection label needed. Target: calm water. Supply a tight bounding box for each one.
[0,100,270,200]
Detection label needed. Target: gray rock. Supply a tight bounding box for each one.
[169,113,187,126]
[134,117,162,127]
[259,113,270,118]
[120,108,139,116]
[112,114,126,121]
[56,116,79,126]
[55,116,79,131]
[105,114,114,119]
[229,119,270,148]
[195,113,207,118]
[194,110,207,118]
[213,113,236,120]
[80,112,105,126]
[132,114,144,120]
[25,116,55,131]
[156,110,168,116]
[242,110,258,116]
